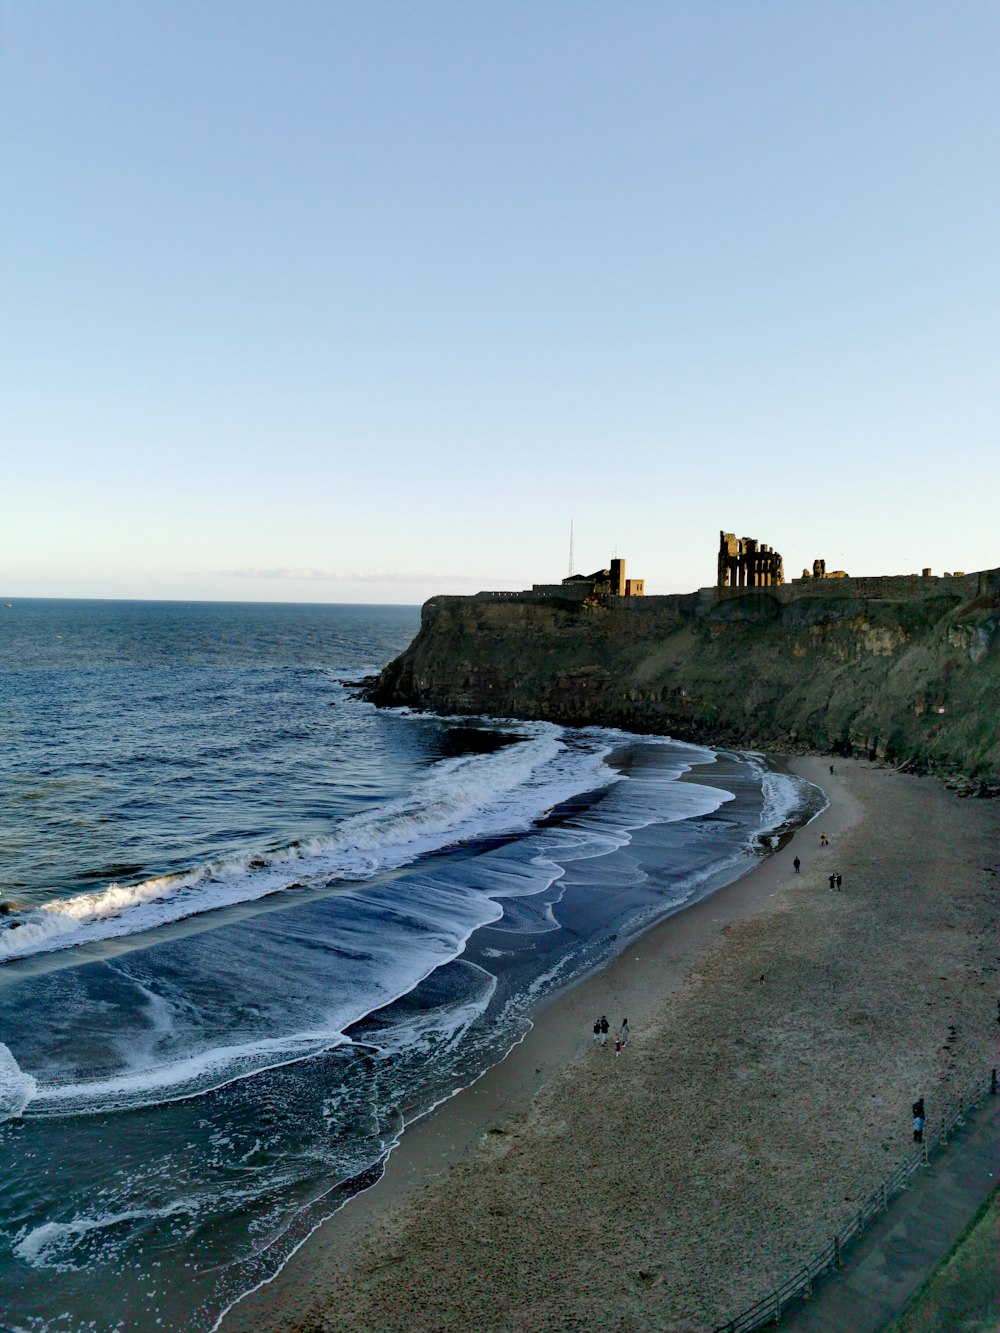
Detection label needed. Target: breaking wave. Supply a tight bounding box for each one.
[750,754,829,842]
[0,1042,37,1122]
[14,1200,198,1272]
[0,722,621,964]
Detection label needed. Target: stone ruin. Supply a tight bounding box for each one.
[801,559,848,579]
[717,531,784,591]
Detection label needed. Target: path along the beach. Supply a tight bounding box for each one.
[780,1092,999,1332]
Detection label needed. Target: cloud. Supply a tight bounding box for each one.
[211,567,490,586]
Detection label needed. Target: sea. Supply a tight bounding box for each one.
[0,599,826,1331]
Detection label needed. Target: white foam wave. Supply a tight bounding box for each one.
[13,1199,196,1271]
[366,966,498,1061]
[32,1032,348,1113]
[752,759,828,836]
[0,722,619,964]
[0,1042,37,1121]
[27,866,508,1116]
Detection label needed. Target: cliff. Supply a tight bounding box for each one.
[366,568,1000,781]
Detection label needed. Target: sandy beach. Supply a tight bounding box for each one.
[222,757,998,1333]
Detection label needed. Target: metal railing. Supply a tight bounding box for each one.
[713,1070,996,1332]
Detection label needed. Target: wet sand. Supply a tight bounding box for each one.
[222,757,998,1332]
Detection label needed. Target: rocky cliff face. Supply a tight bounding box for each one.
[366,570,1000,780]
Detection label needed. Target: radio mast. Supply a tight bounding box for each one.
[568,519,575,578]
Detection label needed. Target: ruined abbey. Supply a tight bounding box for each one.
[717,532,784,590]
[717,532,853,594]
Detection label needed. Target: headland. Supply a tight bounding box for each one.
[221,539,998,1330]
[366,541,1000,784]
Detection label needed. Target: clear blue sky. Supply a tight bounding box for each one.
[3,1,998,602]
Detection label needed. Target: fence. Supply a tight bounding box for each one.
[713,1069,997,1333]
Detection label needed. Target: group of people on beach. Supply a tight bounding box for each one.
[593,1015,629,1056]
[792,831,841,888]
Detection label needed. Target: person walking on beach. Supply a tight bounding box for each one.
[593,1019,601,1045]
[828,873,836,890]
[614,1037,622,1057]
[599,1015,609,1047]
[620,1018,630,1047]
[793,856,801,873]
[836,872,842,890]
[913,1106,925,1143]
[820,832,829,847]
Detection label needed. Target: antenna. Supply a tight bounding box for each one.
[568,519,575,578]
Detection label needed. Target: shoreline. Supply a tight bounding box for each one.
[223,755,996,1331]
[221,754,856,1332]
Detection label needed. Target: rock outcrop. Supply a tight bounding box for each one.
[366,569,1000,780]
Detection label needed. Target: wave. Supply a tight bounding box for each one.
[0,722,619,965]
[749,756,829,843]
[0,1042,37,1122]
[30,1032,350,1115]
[6,728,732,1118]
[13,1199,197,1272]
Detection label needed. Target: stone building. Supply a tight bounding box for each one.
[556,556,645,598]
[801,559,849,579]
[717,532,784,591]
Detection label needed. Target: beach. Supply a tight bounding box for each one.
[2,607,821,1331]
[222,756,998,1332]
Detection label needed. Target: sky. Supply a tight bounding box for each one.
[2,1,998,603]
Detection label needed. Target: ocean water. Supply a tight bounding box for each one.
[0,599,825,1331]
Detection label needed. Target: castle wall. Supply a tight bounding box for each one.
[480,568,997,611]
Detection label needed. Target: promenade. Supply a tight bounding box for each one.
[781,1092,999,1332]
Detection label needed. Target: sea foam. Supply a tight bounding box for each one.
[0,1043,38,1121]
[13,1200,196,1271]
[0,721,618,964]
[750,755,829,840]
